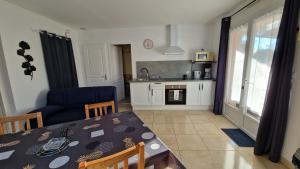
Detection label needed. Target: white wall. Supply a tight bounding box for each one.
[79,24,212,79]
[282,12,300,163]
[0,0,85,115]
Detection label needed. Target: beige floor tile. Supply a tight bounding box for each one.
[137,114,154,124]
[170,115,192,123]
[154,110,189,116]
[201,136,238,151]
[194,122,225,136]
[158,134,178,150]
[189,114,212,123]
[152,124,174,134]
[173,124,197,134]
[153,115,173,124]
[210,150,258,169]
[134,110,154,116]
[210,116,237,128]
[176,135,207,150]
[180,150,216,169]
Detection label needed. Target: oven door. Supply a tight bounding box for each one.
[165,89,186,105]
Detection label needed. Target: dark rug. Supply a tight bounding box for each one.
[222,128,256,147]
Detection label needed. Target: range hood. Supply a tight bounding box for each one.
[164,24,185,55]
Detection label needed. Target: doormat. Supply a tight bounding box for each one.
[222,128,255,147]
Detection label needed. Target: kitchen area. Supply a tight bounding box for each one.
[130,50,216,110]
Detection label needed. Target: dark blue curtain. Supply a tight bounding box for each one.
[254,0,300,162]
[40,31,78,89]
[213,17,231,115]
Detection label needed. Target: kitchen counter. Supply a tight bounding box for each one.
[130,78,216,83]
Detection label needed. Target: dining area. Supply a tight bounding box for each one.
[0,100,184,169]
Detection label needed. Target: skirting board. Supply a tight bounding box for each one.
[132,105,212,110]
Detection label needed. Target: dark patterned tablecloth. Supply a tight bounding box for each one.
[0,111,185,169]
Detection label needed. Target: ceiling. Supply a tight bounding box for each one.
[6,0,242,29]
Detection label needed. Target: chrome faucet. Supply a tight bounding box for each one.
[139,67,150,80]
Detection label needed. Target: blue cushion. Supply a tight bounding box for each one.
[45,109,85,126]
[30,105,65,118]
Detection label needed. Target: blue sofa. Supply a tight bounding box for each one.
[31,86,118,126]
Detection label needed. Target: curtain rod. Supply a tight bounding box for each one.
[229,0,258,17]
[31,28,71,39]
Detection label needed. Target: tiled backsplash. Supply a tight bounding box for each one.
[136,60,204,79]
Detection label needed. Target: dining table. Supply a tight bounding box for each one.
[0,111,185,169]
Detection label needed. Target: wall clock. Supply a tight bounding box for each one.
[143,39,153,49]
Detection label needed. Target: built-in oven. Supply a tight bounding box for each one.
[165,85,186,105]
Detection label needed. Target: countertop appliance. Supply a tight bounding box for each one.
[204,68,212,79]
[193,70,201,80]
[195,51,214,62]
[165,85,186,105]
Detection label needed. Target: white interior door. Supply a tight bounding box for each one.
[224,8,283,139]
[108,45,125,101]
[83,43,108,86]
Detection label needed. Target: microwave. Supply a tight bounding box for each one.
[195,51,214,62]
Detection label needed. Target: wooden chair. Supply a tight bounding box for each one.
[78,142,145,169]
[0,112,43,135]
[84,100,115,119]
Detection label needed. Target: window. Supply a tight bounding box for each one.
[226,24,248,106]
[246,8,283,116]
[225,8,283,118]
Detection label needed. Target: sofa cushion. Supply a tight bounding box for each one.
[47,90,65,105]
[30,105,65,118]
[45,109,85,126]
[64,88,96,108]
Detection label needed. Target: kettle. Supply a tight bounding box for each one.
[193,71,201,80]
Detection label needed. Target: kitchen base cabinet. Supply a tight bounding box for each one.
[130,83,151,106]
[186,81,214,106]
[150,83,165,105]
[130,80,215,109]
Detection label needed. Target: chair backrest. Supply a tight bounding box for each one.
[84,100,115,119]
[0,112,43,135]
[78,142,145,169]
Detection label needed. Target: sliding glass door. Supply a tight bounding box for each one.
[224,8,283,138]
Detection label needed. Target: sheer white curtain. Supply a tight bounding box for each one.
[225,24,248,106]
[246,8,283,116]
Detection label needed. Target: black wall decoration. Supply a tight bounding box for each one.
[17,41,36,80]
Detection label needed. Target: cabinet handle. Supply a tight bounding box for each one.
[151,89,153,96]
[104,74,107,80]
[202,84,203,90]
[199,84,201,91]
[149,84,151,91]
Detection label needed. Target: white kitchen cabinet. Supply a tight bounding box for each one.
[150,83,165,105]
[130,83,151,106]
[200,81,213,106]
[186,81,214,106]
[186,82,200,105]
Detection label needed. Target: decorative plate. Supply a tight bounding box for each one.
[143,39,153,49]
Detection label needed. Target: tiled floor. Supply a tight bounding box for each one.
[118,103,288,169]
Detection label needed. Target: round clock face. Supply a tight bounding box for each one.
[143,39,153,49]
